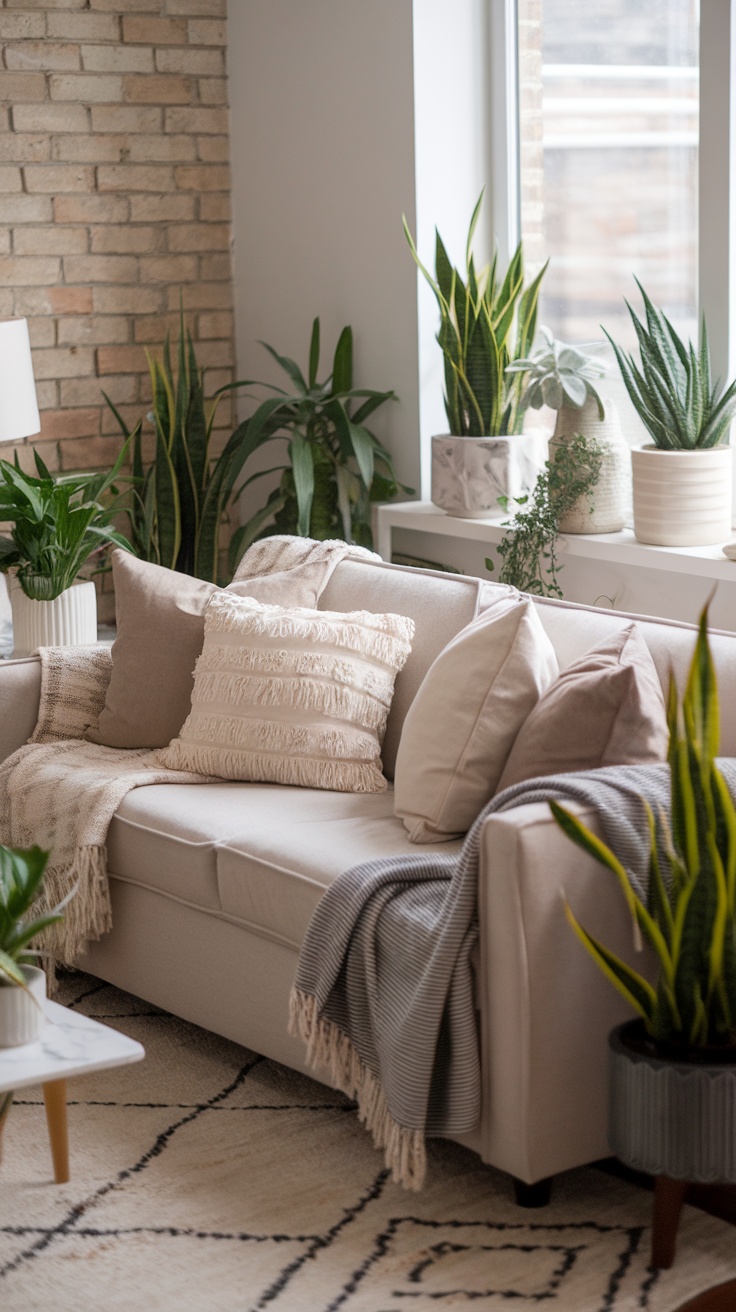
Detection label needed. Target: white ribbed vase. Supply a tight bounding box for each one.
[0,966,46,1048]
[609,1022,736,1183]
[631,444,733,547]
[549,395,631,534]
[10,578,97,658]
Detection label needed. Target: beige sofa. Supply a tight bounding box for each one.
[2,555,735,1197]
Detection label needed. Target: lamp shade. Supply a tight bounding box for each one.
[0,318,40,444]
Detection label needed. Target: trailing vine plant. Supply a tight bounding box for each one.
[486,433,603,598]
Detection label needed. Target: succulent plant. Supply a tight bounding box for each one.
[605,279,736,450]
[506,326,606,419]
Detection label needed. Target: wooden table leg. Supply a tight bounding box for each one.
[0,1090,12,1168]
[42,1078,69,1184]
[651,1175,688,1269]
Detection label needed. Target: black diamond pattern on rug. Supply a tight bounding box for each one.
[0,971,734,1312]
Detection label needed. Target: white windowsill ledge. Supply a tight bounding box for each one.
[375,500,736,584]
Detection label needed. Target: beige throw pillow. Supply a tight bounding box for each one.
[87,551,219,750]
[393,597,559,842]
[496,623,669,790]
[157,592,415,792]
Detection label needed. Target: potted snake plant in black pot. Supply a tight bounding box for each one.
[551,605,736,1269]
[404,192,547,519]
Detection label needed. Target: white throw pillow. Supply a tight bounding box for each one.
[157,592,415,793]
[393,596,559,841]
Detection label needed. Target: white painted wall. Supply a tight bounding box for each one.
[227,0,421,499]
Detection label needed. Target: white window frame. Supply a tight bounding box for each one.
[489,0,736,395]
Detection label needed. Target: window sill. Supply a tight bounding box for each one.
[375,500,736,584]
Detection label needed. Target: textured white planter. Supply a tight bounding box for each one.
[10,578,97,658]
[0,965,46,1048]
[631,444,733,547]
[430,432,548,518]
[549,395,632,534]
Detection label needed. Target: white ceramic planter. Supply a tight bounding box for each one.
[0,965,46,1048]
[10,577,97,658]
[430,432,548,518]
[631,444,733,547]
[550,395,632,534]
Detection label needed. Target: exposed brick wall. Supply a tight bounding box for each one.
[0,0,234,618]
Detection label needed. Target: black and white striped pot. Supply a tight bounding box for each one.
[608,1021,736,1183]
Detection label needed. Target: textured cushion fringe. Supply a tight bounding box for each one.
[288,986,426,1190]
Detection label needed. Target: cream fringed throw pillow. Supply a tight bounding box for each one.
[157,592,415,792]
[393,597,559,842]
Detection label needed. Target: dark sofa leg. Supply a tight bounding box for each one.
[513,1176,553,1208]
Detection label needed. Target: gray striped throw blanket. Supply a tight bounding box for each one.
[290,759,736,1190]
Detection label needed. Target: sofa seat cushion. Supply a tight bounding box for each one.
[215,786,462,948]
[106,783,461,945]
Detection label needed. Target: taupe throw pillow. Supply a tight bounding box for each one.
[393,596,559,842]
[157,591,415,792]
[496,623,668,790]
[86,551,219,749]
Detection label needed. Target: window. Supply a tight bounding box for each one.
[516,0,700,349]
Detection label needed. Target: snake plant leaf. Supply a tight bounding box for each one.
[308,317,320,390]
[332,326,353,397]
[644,801,675,944]
[465,188,484,269]
[435,230,454,305]
[287,438,314,537]
[563,901,657,1023]
[153,425,180,570]
[706,832,730,1009]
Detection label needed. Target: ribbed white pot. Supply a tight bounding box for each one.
[10,578,97,658]
[549,395,632,534]
[430,432,548,518]
[0,965,46,1048]
[631,444,733,547]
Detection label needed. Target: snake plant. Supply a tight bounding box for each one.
[506,326,606,419]
[0,446,132,601]
[0,844,65,988]
[403,191,547,437]
[605,280,736,449]
[551,605,736,1052]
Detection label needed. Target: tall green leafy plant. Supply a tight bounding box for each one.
[107,316,259,584]
[403,192,547,436]
[551,606,736,1052]
[0,448,131,601]
[605,280,736,450]
[229,318,406,564]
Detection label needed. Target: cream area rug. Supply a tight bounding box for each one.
[1,974,735,1312]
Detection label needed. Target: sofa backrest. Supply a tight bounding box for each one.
[320,558,507,776]
[321,554,736,769]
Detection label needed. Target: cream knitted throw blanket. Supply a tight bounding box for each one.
[0,537,377,979]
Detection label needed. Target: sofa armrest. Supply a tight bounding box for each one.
[0,656,41,762]
[475,800,655,1184]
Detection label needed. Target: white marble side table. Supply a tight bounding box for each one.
[0,999,144,1183]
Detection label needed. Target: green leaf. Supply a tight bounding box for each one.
[288,438,314,537]
[347,422,375,492]
[258,340,307,392]
[564,900,657,1024]
[332,326,353,396]
[308,317,320,389]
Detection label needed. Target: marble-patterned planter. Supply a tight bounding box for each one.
[0,966,46,1048]
[431,433,548,519]
[609,1021,736,1182]
[631,444,733,547]
[10,577,97,658]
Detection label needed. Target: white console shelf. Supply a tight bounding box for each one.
[375,500,736,584]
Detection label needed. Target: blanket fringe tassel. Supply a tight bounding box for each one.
[35,845,113,992]
[288,986,426,1191]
